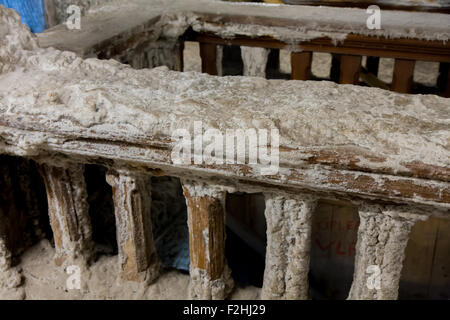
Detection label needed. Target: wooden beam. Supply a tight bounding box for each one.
[339,55,361,85]
[200,42,218,75]
[106,170,160,282]
[38,163,93,266]
[291,51,312,80]
[182,180,233,300]
[392,59,415,93]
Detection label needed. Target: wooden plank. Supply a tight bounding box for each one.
[339,55,361,84]
[199,42,218,75]
[392,59,415,93]
[291,51,312,80]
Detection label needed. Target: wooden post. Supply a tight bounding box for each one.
[339,55,362,85]
[200,42,218,75]
[348,204,427,300]
[391,59,415,93]
[106,170,160,282]
[38,163,93,266]
[262,193,317,300]
[291,51,312,80]
[182,180,233,300]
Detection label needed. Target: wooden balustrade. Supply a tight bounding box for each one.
[1,1,449,299]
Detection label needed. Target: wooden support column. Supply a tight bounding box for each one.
[106,170,160,282]
[38,163,93,266]
[182,180,233,300]
[200,42,219,75]
[262,193,317,300]
[348,204,428,300]
[291,51,312,80]
[391,59,415,93]
[241,46,270,77]
[339,55,362,85]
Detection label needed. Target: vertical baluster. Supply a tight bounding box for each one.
[106,170,160,282]
[291,51,312,80]
[339,55,362,85]
[262,193,317,300]
[38,162,93,266]
[391,59,415,93]
[200,42,219,75]
[241,46,270,78]
[182,180,234,300]
[348,204,427,300]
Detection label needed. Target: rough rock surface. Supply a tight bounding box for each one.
[1,5,449,178]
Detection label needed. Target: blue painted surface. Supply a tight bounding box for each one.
[0,0,46,33]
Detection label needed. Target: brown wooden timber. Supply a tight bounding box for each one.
[199,42,218,75]
[339,55,362,84]
[392,59,416,93]
[291,51,312,80]
[183,187,226,280]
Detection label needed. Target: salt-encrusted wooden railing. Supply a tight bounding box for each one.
[1,4,449,300]
[37,0,450,96]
